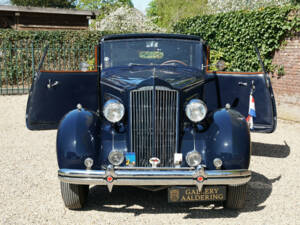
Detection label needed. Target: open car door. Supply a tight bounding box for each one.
[26,71,98,130]
[204,71,277,133]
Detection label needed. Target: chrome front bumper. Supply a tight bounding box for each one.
[58,166,251,192]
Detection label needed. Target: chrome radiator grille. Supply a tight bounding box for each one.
[130,86,178,167]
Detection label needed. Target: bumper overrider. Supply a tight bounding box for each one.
[58,165,251,192]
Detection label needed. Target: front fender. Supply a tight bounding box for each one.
[205,109,251,169]
[56,108,100,169]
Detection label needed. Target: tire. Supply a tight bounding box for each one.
[60,182,89,209]
[224,184,248,209]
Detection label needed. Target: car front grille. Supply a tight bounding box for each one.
[130,86,178,167]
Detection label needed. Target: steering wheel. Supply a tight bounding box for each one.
[160,60,188,66]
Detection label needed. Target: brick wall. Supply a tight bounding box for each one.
[271,32,300,106]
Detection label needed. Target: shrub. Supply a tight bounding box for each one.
[0,30,114,86]
[173,6,300,72]
[94,6,165,32]
[207,0,292,14]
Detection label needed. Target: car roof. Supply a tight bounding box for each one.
[101,33,205,43]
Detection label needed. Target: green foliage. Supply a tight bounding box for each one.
[0,29,112,46]
[146,0,159,24]
[11,0,77,8]
[77,0,133,19]
[207,0,292,14]
[209,49,231,71]
[0,30,114,86]
[146,0,209,30]
[173,6,300,72]
[277,64,285,76]
[77,0,133,9]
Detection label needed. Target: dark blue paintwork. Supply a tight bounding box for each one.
[204,73,276,133]
[180,109,250,169]
[56,105,250,170]
[26,71,98,130]
[57,108,101,169]
[205,109,250,169]
[101,33,204,42]
[98,122,128,167]
[26,34,277,171]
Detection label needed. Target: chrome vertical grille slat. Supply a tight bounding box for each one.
[166,90,169,165]
[130,86,178,167]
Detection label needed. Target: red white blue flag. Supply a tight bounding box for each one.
[246,94,256,129]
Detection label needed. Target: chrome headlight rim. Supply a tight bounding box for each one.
[103,99,125,123]
[185,150,202,167]
[108,150,125,166]
[185,99,207,123]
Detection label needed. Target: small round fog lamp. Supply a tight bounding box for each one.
[108,150,124,166]
[84,157,94,169]
[213,158,223,169]
[186,151,202,167]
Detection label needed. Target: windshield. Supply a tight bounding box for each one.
[102,38,203,70]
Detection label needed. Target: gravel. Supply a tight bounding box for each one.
[0,95,299,225]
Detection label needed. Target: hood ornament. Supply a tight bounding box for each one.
[149,157,160,168]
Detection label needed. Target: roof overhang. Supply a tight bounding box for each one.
[0,5,99,16]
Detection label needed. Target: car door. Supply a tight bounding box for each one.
[26,71,99,130]
[204,71,277,133]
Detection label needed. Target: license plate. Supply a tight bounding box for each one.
[168,186,226,203]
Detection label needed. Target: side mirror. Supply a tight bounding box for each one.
[216,60,226,71]
[201,60,227,71]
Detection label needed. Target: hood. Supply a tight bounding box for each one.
[100,66,205,91]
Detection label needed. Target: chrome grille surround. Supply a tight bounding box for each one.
[130,86,179,167]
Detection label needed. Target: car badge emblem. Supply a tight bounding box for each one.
[125,152,136,167]
[149,157,160,168]
[169,189,180,202]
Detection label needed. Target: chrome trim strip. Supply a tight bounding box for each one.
[138,86,172,91]
[182,80,206,92]
[100,81,125,93]
[175,91,179,154]
[60,177,251,187]
[58,168,251,186]
[114,166,195,170]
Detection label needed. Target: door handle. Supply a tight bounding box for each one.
[47,79,59,89]
[238,82,248,87]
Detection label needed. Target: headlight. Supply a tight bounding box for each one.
[103,99,125,123]
[108,150,125,166]
[186,151,202,167]
[185,99,207,123]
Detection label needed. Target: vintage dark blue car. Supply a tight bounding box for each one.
[26,33,276,210]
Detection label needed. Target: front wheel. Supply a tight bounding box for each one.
[60,182,89,209]
[224,184,248,209]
